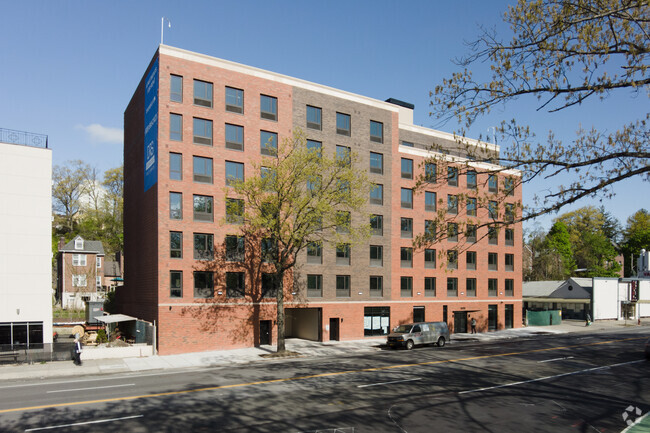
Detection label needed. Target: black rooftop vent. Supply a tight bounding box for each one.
[385,98,414,110]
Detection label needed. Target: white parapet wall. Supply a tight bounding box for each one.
[639,280,650,317]
[80,344,153,360]
[592,278,619,320]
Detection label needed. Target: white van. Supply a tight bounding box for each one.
[386,321,450,350]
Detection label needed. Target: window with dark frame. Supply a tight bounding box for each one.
[261,273,276,298]
[226,198,244,224]
[466,251,477,270]
[226,272,245,298]
[425,191,436,211]
[170,192,182,220]
[370,245,383,267]
[488,174,498,193]
[447,222,458,242]
[336,112,351,136]
[260,130,278,156]
[336,211,351,234]
[371,214,383,236]
[505,279,514,296]
[170,75,182,102]
[425,163,437,182]
[448,167,458,186]
[193,195,213,222]
[447,250,458,269]
[467,170,477,189]
[261,238,277,263]
[447,277,458,297]
[225,124,244,151]
[170,271,182,298]
[370,276,383,297]
[260,94,278,121]
[400,276,413,297]
[488,279,498,296]
[489,200,499,219]
[505,253,515,271]
[193,156,213,183]
[425,277,436,297]
[307,242,322,264]
[401,217,413,238]
[225,87,244,113]
[193,271,213,298]
[466,278,477,297]
[193,117,213,145]
[307,274,322,297]
[401,140,414,147]
[505,177,515,196]
[336,243,351,265]
[225,161,244,186]
[400,247,413,268]
[225,235,245,262]
[447,194,458,214]
[170,231,182,258]
[170,113,182,141]
[466,224,478,243]
[369,152,383,174]
[401,158,413,179]
[467,197,477,216]
[336,145,351,166]
[336,275,351,297]
[169,152,182,180]
[306,105,321,130]
[488,252,498,270]
[488,225,498,244]
[401,188,413,209]
[193,233,214,260]
[505,228,515,246]
[425,248,436,269]
[370,120,383,143]
[424,220,436,238]
[364,307,390,336]
[193,79,213,108]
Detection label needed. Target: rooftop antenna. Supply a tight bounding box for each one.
[161,17,171,45]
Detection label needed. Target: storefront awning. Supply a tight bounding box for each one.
[96,314,137,324]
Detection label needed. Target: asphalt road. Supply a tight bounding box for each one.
[0,327,648,433]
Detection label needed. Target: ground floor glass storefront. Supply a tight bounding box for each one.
[364,307,390,336]
[0,322,43,350]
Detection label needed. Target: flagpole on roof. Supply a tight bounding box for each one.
[161,17,171,45]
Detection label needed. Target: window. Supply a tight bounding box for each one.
[225,235,245,262]
[488,174,498,193]
[505,203,515,222]
[170,231,182,258]
[447,278,458,297]
[193,195,213,222]
[170,192,182,220]
[364,306,390,336]
[447,250,458,270]
[307,274,322,297]
[96,275,102,288]
[425,191,436,212]
[225,124,244,151]
[193,118,212,146]
[505,228,515,246]
[425,163,437,182]
[369,120,383,143]
[170,152,182,180]
[74,238,84,249]
[370,245,383,267]
[225,161,244,186]
[72,254,87,266]
[261,167,275,191]
[193,79,213,108]
[488,279,498,296]
[96,256,101,269]
[226,272,245,298]
[488,201,498,219]
[466,224,477,243]
[466,278,477,297]
[505,254,515,271]
[261,238,277,263]
[401,140,414,147]
[425,277,436,297]
[488,252,498,271]
[260,130,278,156]
[401,218,414,238]
[72,275,87,287]
[401,188,413,209]
[335,145,351,166]
[369,152,383,174]
[260,95,278,121]
[336,244,351,266]
[170,113,182,141]
[336,211,351,234]
[336,275,351,297]
[194,271,213,298]
[505,279,514,296]
[225,87,244,113]
[306,105,321,130]
[170,75,182,102]
[425,249,436,269]
[467,197,477,216]
[467,170,477,189]
[306,139,322,154]
[466,251,477,270]
[488,225,498,245]
[370,276,383,297]
[424,220,436,238]
[194,233,214,260]
[447,223,458,242]
[401,158,413,179]
[336,112,351,136]
[261,273,276,298]
[170,271,182,298]
[193,156,213,183]
[400,247,413,268]
[448,167,458,186]
[370,214,383,236]
[226,198,244,224]
[400,276,413,297]
[447,195,458,214]
[307,242,322,264]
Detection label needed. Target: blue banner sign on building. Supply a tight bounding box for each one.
[144,57,159,192]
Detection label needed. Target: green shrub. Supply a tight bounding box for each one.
[96,329,108,344]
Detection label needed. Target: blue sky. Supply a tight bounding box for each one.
[1,1,646,233]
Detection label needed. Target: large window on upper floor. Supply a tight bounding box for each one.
[369,152,383,174]
[424,163,437,182]
[193,79,213,108]
[72,254,87,266]
[488,174,498,193]
[169,192,182,220]
[467,170,477,189]
[193,118,212,146]
[336,112,351,136]
[193,156,213,184]
[369,184,383,206]
[169,152,182,180]
[401,188,413,209]
[448,167,458,186]
[225,235,245,262]
[194,271,213,298]
[226,198,244,224]
[447,195,458,214]
[225,161,244,186]
[170,231,182,258]
[401,217,413,238]
[370,214,383,236]
[260,95,278,121]
[170,114,182,141]
[467,197,477,216]
[260,131,278,156]
[370,245,383,267]
[225,87,244,113]
[193,195,213,222]
[225,124,244,151]
[425,191,436,212]
[193,233,214,260]
[369,120,383,143]
[306,105,322,130]
[401,158,413,179]
[170,75,182,102]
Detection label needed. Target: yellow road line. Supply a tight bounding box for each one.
[1,336,644,414]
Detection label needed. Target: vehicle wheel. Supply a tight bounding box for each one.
[406,340,414,350]
[437,337,445,347]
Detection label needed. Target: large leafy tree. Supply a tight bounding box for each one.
[225,128,372,352]
[621,209,650,275]
[430,0,649,223]
[52,160,91,233]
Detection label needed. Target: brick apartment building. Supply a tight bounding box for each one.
[118,45,523,355]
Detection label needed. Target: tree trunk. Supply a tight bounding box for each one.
[275,272,285,353]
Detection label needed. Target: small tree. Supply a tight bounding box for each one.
[227,128,372,352]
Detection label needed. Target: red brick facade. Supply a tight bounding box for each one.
[119,46,523,355]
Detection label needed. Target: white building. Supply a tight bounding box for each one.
[0,129,53,350]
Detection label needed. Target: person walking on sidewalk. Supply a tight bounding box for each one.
[73,337,83,366]
[471,317,477,334]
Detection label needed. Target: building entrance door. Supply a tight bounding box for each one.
[260,320,272,345]
[488,305,498,331]
[329,318,340,341]
[505,305,514,329]
[454,311,468,333]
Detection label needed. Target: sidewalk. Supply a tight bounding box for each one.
[0,319,646,381]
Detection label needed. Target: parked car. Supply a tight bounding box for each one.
[387,321,450,350]
[645,337,650,360]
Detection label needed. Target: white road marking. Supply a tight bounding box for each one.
[358,378,421,388]
[24,415,143,431]
[459,360,644,395]
[537,356,574,363]
[46,383,135,393]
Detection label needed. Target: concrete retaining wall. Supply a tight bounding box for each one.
[80,344,153,360]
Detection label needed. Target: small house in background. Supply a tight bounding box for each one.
[103,251,124,291]
[56,235,105,309]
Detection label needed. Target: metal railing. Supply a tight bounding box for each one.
[0,128,48,149]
